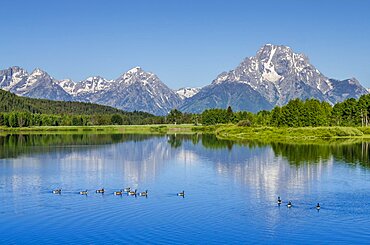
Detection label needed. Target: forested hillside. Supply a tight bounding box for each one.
[0,89,152,115]
[0,89,162,126]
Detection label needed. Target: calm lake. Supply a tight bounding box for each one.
[0,134,369,244]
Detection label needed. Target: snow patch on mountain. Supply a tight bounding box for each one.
[56,79,76,94]
[175,87,201,99]
[261,45,282,82]
[75,77,113,95]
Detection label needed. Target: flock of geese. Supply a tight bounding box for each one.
[51,190,319,209]
[277,196,321,210]
[52,188,185,197]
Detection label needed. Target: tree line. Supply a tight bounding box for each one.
[0,112,167,127]
[198,94,370,127]
[1,88,370,128]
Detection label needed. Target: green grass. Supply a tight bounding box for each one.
[0,124,198,135]
[1,124,370,143]
[213,125,370,141]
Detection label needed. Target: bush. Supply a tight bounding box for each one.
[237,120,251,127]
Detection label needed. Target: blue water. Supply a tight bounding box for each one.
[0,134,369,244]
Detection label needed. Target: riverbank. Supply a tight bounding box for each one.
[1,124,370,141]
[0,124,196,135]
[211,125,370,141]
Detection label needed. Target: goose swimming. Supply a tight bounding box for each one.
[114,190,123,195]
[79,190,88,195]
[177,191,185,197]
[277,196,282,205]
[96,188,105,194]
[287,201,292,208]
[139,190,148,197]
[52,189,61,194]
[128,189,137,196]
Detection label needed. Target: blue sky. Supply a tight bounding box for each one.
[1,0,369,88]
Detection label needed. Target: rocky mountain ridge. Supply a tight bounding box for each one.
[0,66,182,115]
[1,44,368,115]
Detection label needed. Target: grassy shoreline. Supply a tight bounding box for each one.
[1,124,370,141]
[213,125,370,140]
[0,124,197,135]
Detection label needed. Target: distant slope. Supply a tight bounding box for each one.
[180,82,273,113]
[175,87,201,99]
[327,78,369,104]
[0,89,154,117]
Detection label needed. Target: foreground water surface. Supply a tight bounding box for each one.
[0,134,369,244]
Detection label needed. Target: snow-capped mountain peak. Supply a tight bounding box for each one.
[211,44,336,105]
[127,66,142,73]
[117,67,156,86]
[92,66,182,115]
[31,68,48,77]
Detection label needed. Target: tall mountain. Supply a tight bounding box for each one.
[95,67,181,115]
[181,44,368,113]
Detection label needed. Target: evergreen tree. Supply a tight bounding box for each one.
[0,113,4,126]
[8,113,18,127]
[111,114,123,125]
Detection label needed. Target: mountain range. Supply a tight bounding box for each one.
[1,44,368,115]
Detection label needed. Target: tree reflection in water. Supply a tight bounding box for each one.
[0,133,369,168]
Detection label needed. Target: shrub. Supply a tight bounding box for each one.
[237,120,252,127]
